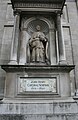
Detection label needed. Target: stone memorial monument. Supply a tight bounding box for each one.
[0,0,78,120]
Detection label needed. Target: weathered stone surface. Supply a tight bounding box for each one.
[53,102,78,114]
[0,0,14,97]
[0,101,77,114]
[0,103,53,114]
[0,114,78,120]
[0,102,78,120]
[67,1,78,93]
[46,114,78,120]
[0,115,23,120]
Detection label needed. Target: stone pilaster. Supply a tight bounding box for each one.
[19,29,27,65]
[57,13,67,64]
[49,28,56,65]
[9,10,20,64]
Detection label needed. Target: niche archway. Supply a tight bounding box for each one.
[19,16,56,65]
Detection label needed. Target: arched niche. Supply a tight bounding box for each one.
[19,16,56,65]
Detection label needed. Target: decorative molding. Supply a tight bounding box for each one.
[21,17,54,30]
[11,0,66,11]
[14,3,62,9]
[22,17,52,35]
[11,0,65,4]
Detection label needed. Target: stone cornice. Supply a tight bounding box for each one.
[1,64,74,72]
[11,0,66,11]
[11,0,65,3]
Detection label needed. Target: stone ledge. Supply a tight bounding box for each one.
[1,97,76,103]
[1,64,75,72]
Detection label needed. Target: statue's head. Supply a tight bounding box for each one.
[36,25,40,31]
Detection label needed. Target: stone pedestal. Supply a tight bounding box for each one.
[1,65,74,99]
[1,65,76,120]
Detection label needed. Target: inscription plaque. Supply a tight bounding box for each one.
[18,78,57,93]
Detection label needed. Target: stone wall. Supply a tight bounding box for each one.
[0,0,78,120]
[0,0,9,98]
[62,0,78,95]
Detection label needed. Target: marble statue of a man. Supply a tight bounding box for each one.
[29,25,48,63]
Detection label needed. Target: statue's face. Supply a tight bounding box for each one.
[36,25,40,31]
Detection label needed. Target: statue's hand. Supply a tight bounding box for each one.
[44,37,48,42]
[39,35,48,42]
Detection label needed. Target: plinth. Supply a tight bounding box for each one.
[1,64,74,99]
